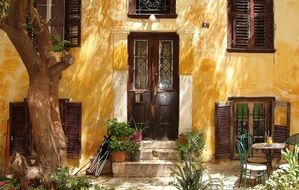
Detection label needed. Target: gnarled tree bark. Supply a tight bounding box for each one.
[0,0,74,188]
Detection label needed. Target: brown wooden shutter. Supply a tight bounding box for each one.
[230,0,250,49]
[215,101,233,159]
[64,102,82,159]
[35,0,47,21]
[252,0,273,49]
[9,102,29,156]
[65,0,81,47]
[35,0,64,38]
[51,0,65,38]
[58,98,70,132]
[273,101,290,143]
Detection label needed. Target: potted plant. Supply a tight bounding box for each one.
[176,131,205,161]
[127,141,141,162]
[107,119,135,141]
[132,122,149,142]
[108,137,128,162]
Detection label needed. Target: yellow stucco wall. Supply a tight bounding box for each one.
[1,0,299,168]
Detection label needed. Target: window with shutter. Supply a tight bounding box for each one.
[64,102,82,159]
[65,0,81,47]
[128,0,177,18]
[227,0,275,53]
[35,0,81,47]
[215,102,233,159]
[9,102,29,156]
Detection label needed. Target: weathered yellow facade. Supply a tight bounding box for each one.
[1,0,299,168]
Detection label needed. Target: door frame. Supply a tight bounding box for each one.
[127,32,180,140]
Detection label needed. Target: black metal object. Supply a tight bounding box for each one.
[86,136,111,176]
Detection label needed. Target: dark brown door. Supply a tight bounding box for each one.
[128,32,179,140]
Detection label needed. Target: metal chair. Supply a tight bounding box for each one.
[280,133,299,166]
[236,140,268,188]
[240,133,268,164]
[285,133,299,145]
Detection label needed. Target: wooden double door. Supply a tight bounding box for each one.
[128,32,179,140]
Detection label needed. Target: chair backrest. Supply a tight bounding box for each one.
[236,140,247,171]
[285,133,299,145]
[240,133,254,156]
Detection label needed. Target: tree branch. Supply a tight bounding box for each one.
[7,0,29,29]
[49,52,74,78]
[1,21,41,76]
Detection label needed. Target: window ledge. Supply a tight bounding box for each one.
[227,48,276,53]
[128,13,178,19]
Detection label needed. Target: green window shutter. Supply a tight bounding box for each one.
[64,102,82,159]
[9,102,29,156]
[65,0,81,47]
[215,102,233,159]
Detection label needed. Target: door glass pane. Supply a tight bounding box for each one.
[236,103,248,138]
[134,40,148,90]
[159,40,173,90]
[136,0,171,14]
[253,103,265,143]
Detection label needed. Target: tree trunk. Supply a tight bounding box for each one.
[0,1,74,188]
[27,68,65,187]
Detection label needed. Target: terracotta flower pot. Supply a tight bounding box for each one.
[134,131,142,142]
[112,151,126,162]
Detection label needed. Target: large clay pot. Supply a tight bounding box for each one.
[112,151,126,162]
[134,131,142,142]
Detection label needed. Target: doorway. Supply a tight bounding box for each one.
[127,32,179,140]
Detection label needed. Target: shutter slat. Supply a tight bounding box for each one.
[64,102,82,159]
[215,102,232,159]
[9,102,29,156]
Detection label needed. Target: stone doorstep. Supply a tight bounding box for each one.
[112,160,178,177]
[140,140,177,149]
[140,149,180,160]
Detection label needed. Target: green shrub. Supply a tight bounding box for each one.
[50,167,92,190]
[107,119,135,138]
[253,145,299,190]
[176,131,205,161]
[171,160,223,190]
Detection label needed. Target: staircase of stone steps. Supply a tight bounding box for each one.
[112,140,180,177]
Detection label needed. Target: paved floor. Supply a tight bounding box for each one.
[91,159,241,190]
[91,158,286,190]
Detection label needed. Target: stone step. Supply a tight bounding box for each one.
[112,160,178,177]
[140,140,177,149]
[140,149,180,160]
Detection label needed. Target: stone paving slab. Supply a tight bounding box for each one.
[92,160,241,190]
[91,158,285,190]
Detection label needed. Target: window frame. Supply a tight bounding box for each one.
[228,96,275,158]
[227,0,275,53]
[128,0,177,19]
